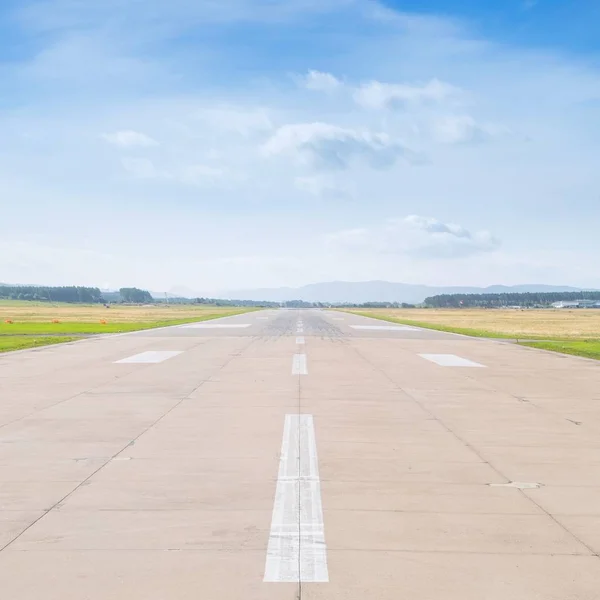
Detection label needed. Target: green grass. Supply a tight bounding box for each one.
[521,340,600,360]
[0,311,254,336]
[0,336,81,353]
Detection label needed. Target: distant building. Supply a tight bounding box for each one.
[552,301,580,308]
[552,300,600,309]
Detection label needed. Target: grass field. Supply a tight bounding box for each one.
[523,340,600,360]
[0,301,259,353]
[0,336,81,353]
[343,308,600,360]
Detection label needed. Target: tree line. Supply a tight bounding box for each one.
[119,288,154,303]
[0,285,153,304]
[424,291,600,308]
[0,285,105,303]
[191,298,280,307]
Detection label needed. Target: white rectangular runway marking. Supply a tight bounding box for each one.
[264,414,328,583]
[292,354,308,375]
[419,353,486,368]
[296,337,305,345]
[297,327,304,334]
[350,325,417,331]
[115,351,183,364]
[180,323,252,329]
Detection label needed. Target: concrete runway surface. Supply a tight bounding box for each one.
[1,309,600,599]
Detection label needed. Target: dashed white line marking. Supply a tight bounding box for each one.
[296,337,305,345]
[180,323,252,329]
[115,351,183,364]
[489,481,543,489]
[292,353,308,375]
[419,354,486,368]
[264,415,328,583]
[257,317,269,320]
[350,325,417,331]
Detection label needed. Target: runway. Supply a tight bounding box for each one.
[1,308,600,598]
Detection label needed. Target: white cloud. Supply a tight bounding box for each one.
[262,122,418,170]
[102,130,159,147]
[326,215,500,259]
[432,115,495,144]
[296,70,460,111]
[300,70,343,92]
[353,78,460,110]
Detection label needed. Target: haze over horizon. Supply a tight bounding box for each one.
[2,0,599,291]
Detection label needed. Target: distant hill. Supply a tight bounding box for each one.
[222,281,594,305]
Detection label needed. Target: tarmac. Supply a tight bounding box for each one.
[1,308,600,598]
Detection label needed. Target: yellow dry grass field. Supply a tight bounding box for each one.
[0,302,245,323]
[347,308,600,339]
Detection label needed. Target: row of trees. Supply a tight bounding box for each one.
[0,285,154,304]
[0,285,105,303]
[424,291,600,308]
[336,302,416,309]
[119,288,154,303]
[191,298,280,308]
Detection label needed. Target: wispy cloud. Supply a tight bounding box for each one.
[353,78,460,110]
[262,122,419,170]
[326,215,500,259]
[298,70,343,93]
[431,115,498,145]
[102,130,159,147]
[296,70,461,109]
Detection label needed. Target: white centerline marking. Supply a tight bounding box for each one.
[296,337,305,345]
[419,353,486,368]
[296,327,304,334]
[264,415,328,583]
[292,353,308,375]
[332,318,344,321]
[180,323,252,329]
[350,325,417,331]
[489,481,542,489]
[115,351,183,364]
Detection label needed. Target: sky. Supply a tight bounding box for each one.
[1,0,600,295]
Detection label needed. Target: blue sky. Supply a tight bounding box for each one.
[1,0,600,294]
